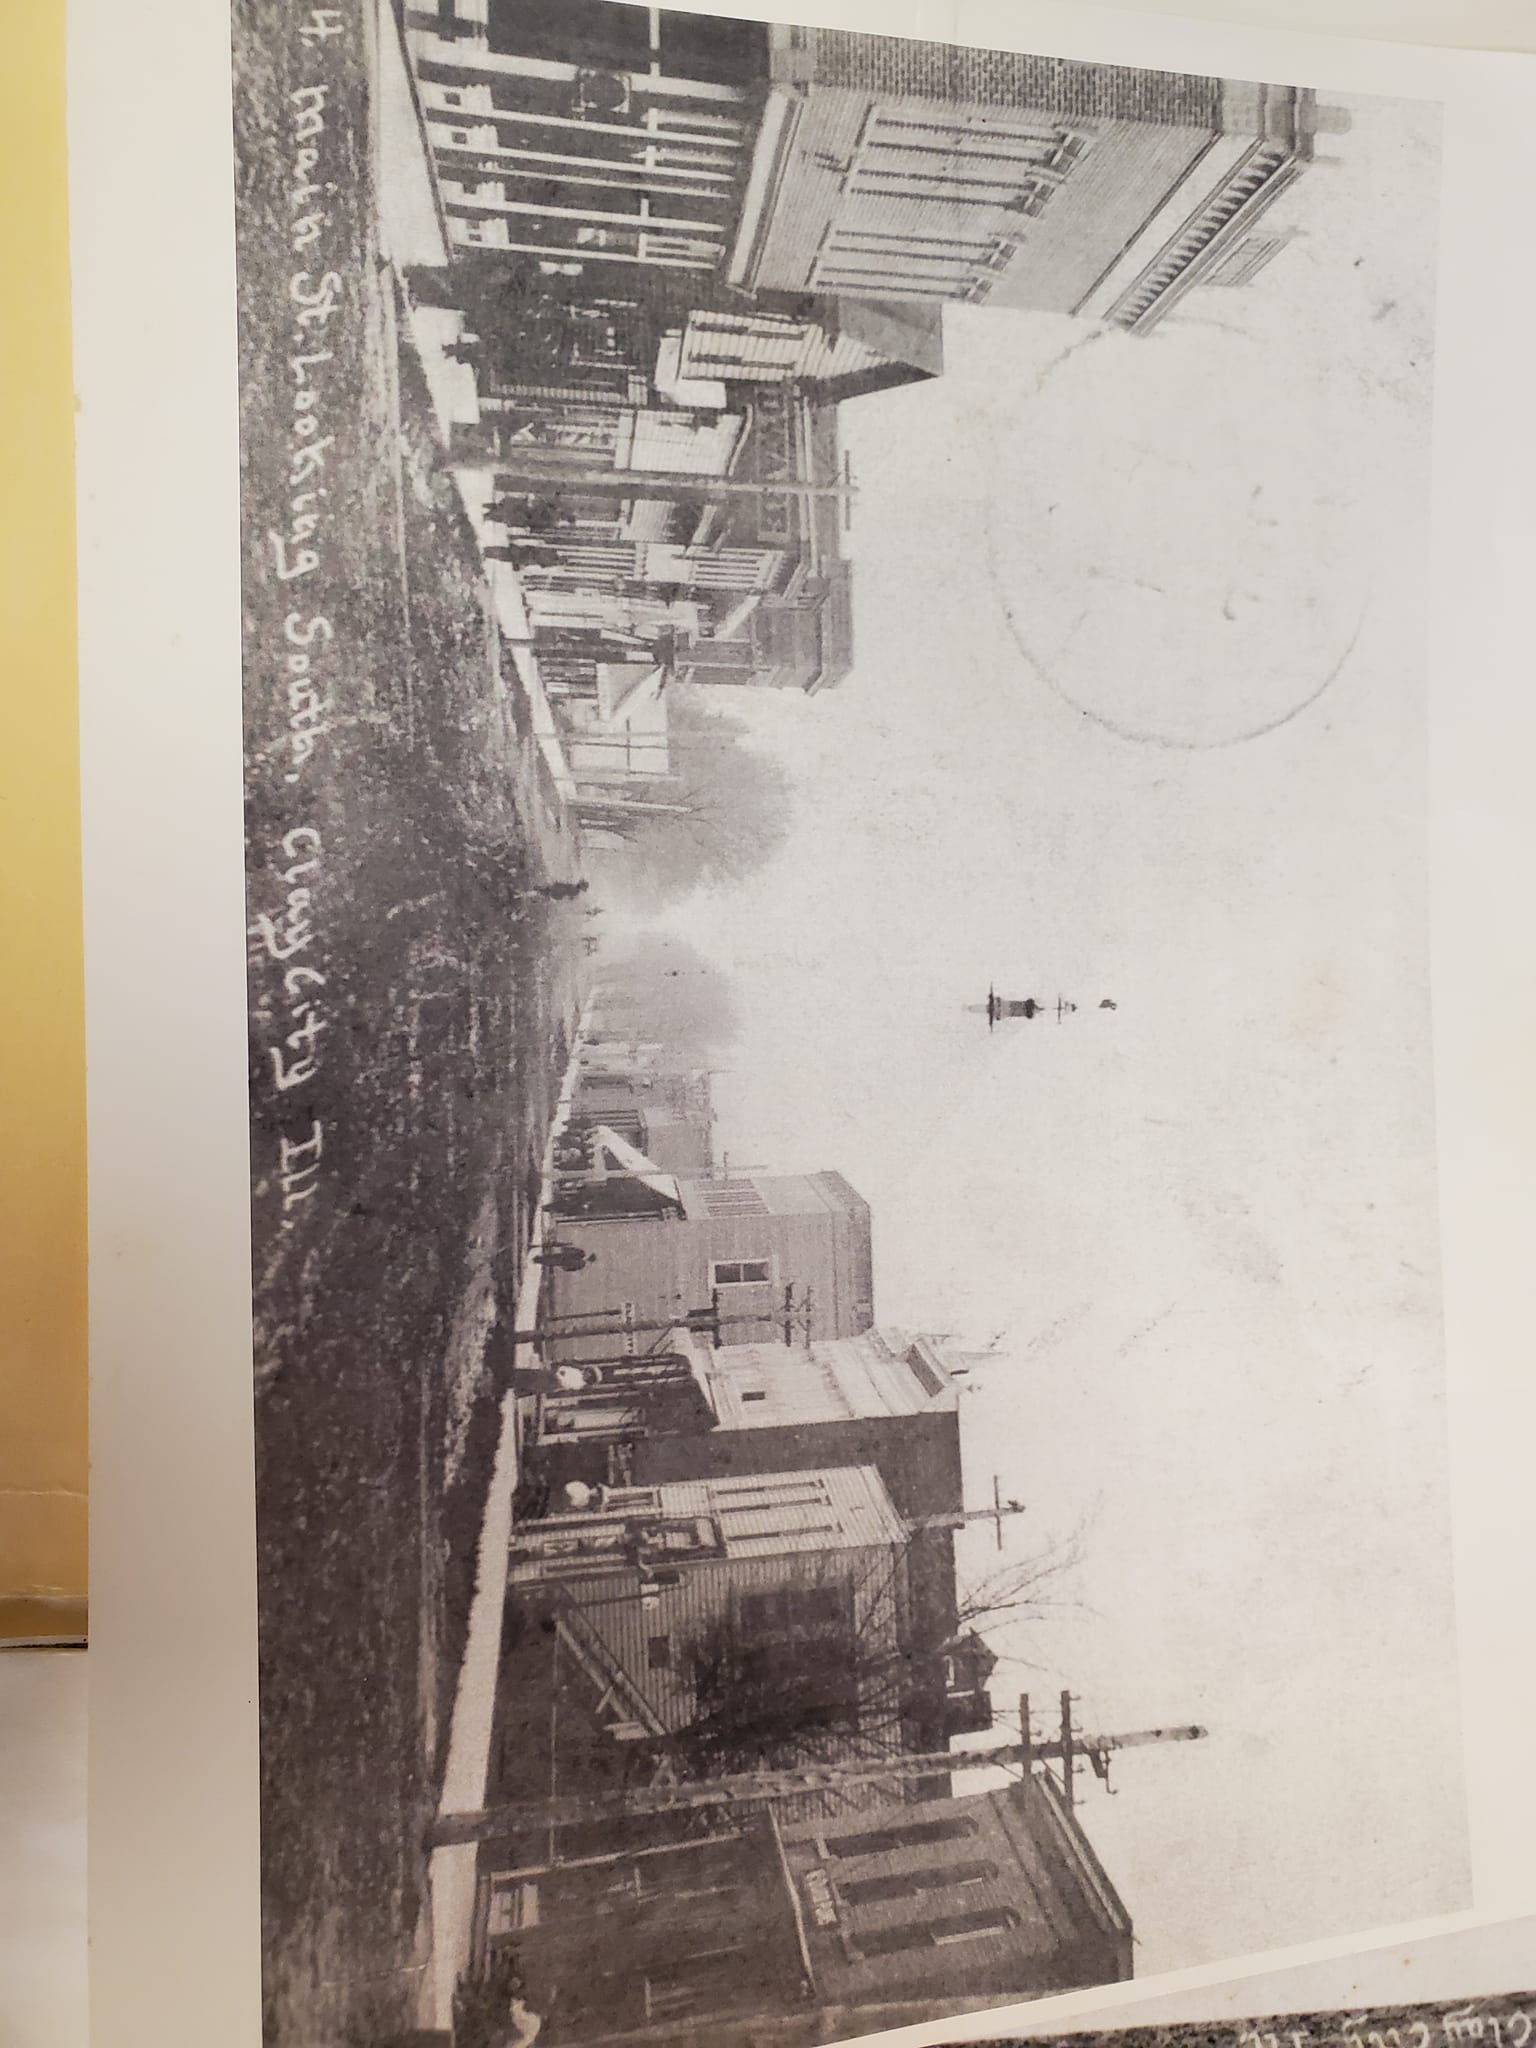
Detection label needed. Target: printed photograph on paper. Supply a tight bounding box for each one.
[233,3,1465,2042]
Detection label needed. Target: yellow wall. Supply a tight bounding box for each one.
[0,0,89,1631]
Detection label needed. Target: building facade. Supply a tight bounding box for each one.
[471,1814,806,2044]
[468,1774,1132,2046]
[638,1328,991,1750]
[670,296,943,400]
[776,1773,1134,2016]
[638,1328,964,1524]
[498,1464,911,1754]
[564,1062,716,1178]
[536,1329,994,1750]
[540,1163,876,1353]
[727,25,1317,330]
[406,2,770,277]
[454,380,859,691]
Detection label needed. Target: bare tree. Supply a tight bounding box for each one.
[668,1526,1084,1789]
[592,691,792,909]
[596,930,740,1058]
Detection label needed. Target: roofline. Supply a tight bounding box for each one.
[1021,1771,1135,1943]
[766,1805,821,2000]
[818,361,940,403]
[727,85,804,292]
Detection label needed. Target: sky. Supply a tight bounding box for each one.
[639,93,1465,1980]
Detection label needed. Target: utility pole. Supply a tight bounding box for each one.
[570,794,697,818]
[478,465,858,508]
[903,1487,1026,1542]
[430,1719,1208,1846]
[1018,1691,1138,1809]
[990,1474,1024,1549]
[503,1285,815,1352]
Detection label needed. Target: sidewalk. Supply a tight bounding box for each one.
[373,0,449,274]
[421,990,597,2031]
[373,0,576,805]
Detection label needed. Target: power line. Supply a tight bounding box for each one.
[430,1714,1207,1844]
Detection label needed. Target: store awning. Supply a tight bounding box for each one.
[590,1126,685,1212]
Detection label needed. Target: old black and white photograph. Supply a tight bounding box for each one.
[233,3,1466,2043]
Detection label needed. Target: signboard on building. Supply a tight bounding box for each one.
[801,1864,841,1931]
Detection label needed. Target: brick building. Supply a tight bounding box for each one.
[727,24,1319,330]
[470,1813,805,2044]
[775,1773,1134,2024]
[638,1328,964,1527]
[466,1773,1132,2046]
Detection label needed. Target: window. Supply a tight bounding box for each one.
[855,1907,1021,1958]
[796,1584,849,1627]
[455,217,510,250]
[741,1389,767,1403]
[647,1635,672,1669]
[827,1817,977,1859]
[645,1517,718,1554]
[739,1583,850,1637]
[486,1878,540,1938]
[716,1477,830,1506]
[711,1259,770,1286]
[643,1947,746,2022]
[840,1860,997,1907]
[703,1183,769,1217]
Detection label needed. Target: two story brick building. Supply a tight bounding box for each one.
[727,24,1319,330]
[467,1772,1132,2046]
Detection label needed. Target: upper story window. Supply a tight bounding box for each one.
[839,1860,997,1907]
[715,1474,831,1503]
[703,1179,769,1217]
[855,1906,1021,1957]
[738,1581,853,1642]
[826,1816,977,1859]
[711,1258,770,1286]
[605,1487,661,1512]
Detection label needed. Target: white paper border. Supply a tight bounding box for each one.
[71,1,1536,2041]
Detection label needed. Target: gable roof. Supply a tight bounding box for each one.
[831,297,945,379]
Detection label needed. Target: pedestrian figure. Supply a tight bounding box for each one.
[488,495,572,536]
[533,1244,596,1272]
[484,542,559,569]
